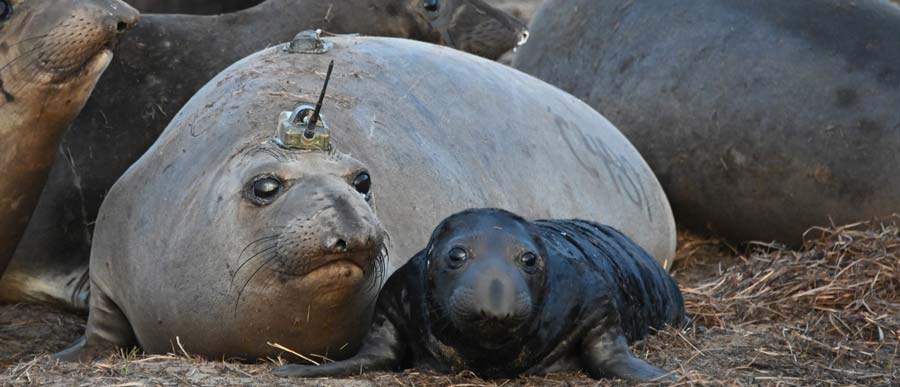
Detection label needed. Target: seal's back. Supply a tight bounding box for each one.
[534,220,686,342]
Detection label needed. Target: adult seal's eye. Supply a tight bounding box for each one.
[0,0,13,23]
[352,172,372,199]
[424,0,439,12]
[520,252,539,270]
[447,246,467,268]
[249,176,282,203]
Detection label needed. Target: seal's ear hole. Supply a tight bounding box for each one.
[246,175,282,205]
[424,0,439,12]
[0,0,13,23]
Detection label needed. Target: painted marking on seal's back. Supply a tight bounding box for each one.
[556,116,653,221]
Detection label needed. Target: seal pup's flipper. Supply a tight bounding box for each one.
[581,324,675,382]
[274,315,403,377]
[54,284,138,362]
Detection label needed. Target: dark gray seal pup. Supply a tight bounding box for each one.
[54,34,674,361]
[2,0,528,310]
[275,208,685,382]
[0,0,137,282]
[513,0,900,246]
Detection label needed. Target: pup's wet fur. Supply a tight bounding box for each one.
[275,208,686,381]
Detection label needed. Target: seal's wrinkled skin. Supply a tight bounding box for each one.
[275,209,686,382]
[5,0,527,310]
[0,0,137,291]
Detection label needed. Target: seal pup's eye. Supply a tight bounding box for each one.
[519,252,539,271]
[247,176,282,204]
[0,0,13,23]
[352,171,372,200]
[446,246,468,268]
[424,0,439,12]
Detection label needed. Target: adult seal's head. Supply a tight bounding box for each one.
[0,0,138,275]
[420,0,529,59]
[425,211,545,349]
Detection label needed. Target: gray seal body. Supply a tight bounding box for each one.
[56,35,675,361]
[514,0,900,245]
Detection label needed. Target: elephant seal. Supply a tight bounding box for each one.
[274,208,685,381]
[55,34,674,360]
[2,0,528,310]
[514,0,900,246]
[125,0,262,14]
[0,0,138,280]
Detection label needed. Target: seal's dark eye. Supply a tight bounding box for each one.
[424,0,439,12]
[447,246,467,268]
[352,172,372,199]
[0,0,13,23]
[520,252,538,270]
[250,176,281,203]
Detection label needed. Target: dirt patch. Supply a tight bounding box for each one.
[2,217,897,386]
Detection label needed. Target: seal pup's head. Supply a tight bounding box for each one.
[423,208,546,349]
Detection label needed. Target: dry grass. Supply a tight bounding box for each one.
[684,218,900,363]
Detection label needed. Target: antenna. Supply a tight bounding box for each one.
[305,60,334,139]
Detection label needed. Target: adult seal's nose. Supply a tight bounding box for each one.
[517,29,530,46]
[325,237,349,254]
[96,1,140,34]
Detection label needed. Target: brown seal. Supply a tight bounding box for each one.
[0,0,138,280]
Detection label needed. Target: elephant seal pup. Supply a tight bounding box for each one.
[275,209,685,381]
[5,0,528,310]
[0,0,138,280]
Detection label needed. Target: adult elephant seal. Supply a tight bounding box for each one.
[0,0,138,279]
[514,0,900,246]
[2,0,527,310]
[56,34,674,361]
[275,208,685,381]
